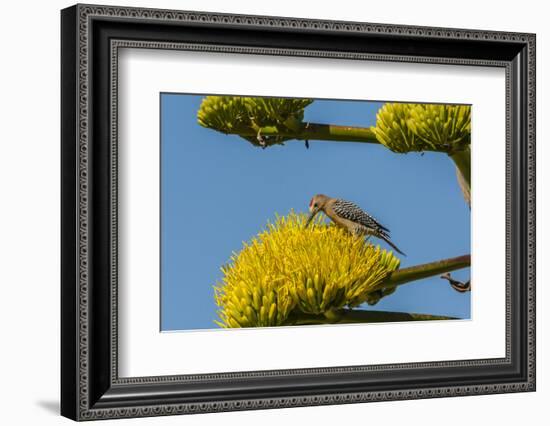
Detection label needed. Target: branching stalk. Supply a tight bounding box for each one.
[288,309,456,325]
[283,254,470,325]
[382,254,471,289]
[237,123,380,144]
[450,147,471,189]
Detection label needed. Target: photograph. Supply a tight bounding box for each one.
[160,94,472,331]
[56,3,536,421]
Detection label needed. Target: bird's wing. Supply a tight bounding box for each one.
[332,199,390,234]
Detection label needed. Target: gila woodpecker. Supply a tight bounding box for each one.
[305,194,406,256]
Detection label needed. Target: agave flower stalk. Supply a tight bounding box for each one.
[287,309,457,325]
[197,95,381,146]
[214,122,380,144]
[214,212,401,328]
[214,213,470,328]
[198,97,470,152]
[198,97,471,203]
[450,146,471,188]
[197,96,316,147]
[372,103,472,198]
[382,254,471,288]
[197,97,469,152]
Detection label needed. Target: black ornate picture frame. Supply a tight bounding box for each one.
[61,4,536,421]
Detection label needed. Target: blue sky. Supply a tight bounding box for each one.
[160,94,471,331]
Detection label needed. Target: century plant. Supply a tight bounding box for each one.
[214,212,469,328]
[197,96,313,147]
[372,103,471,203]
[372,103,471,154]
[214,212,400,328]
[197,97,472,205]
[197,97,472,327]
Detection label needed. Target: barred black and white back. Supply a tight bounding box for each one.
[332,198,405,255]
[332,199,388,234]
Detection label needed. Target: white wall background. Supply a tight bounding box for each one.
[0,0,546,424]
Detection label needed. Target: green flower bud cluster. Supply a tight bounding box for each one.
[372,103,471,154]
[371,103,419,153]
[197,96,313,147]
[197,95,250,135]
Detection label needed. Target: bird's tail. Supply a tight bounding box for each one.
[379,234,406,256]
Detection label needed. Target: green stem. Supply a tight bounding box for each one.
[239,122,380,144]
[450,147,471,189]
[382,254,471,289]
[289,309,457,325]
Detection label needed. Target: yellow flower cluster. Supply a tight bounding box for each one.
[214,212,400,328]
[372,103,471,154]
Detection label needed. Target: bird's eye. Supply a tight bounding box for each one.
[314,203,317,208]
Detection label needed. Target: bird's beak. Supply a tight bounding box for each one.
[305,208,320,228]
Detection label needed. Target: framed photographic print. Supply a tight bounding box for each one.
[61,4,536,421]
